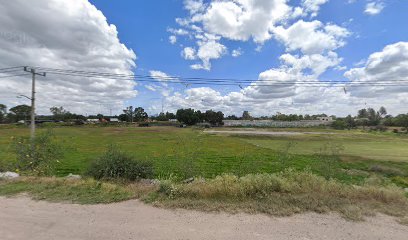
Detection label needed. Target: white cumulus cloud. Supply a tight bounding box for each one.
[365,1,385,15]
[0,0,136,115]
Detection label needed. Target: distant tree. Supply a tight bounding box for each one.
[344,115,356,130]
[176,108,202,125]
[357,109,368,118]
[304,114,312,120]
[332,119,347,130]
[134,107,148,122]
[379,106,387,117]
[383,115,395,126]
[204,110,224,126]
[226,115,239,120]
[395,114,408,133]
[156,112,168,121]
[166,112,176,119]
[123,106,135,123]
[50,106,71,121]
[9,105,31,122]
[0,104,6,123]
[242,111,252,120]
[118,113,129,122]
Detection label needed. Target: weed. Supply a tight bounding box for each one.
[86,144,154,181]
[12,130,63,175]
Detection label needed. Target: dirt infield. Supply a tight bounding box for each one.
[1,197,407,240]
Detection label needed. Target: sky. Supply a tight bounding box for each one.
[0,0,408,117]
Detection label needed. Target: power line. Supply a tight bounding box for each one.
[0,73,31,78]
[35,66,408,84]
[2,66,408,87]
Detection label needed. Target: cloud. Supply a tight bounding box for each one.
[280,52,342,77]
[364,1,385,15]
[0,0,136,115]
[190,39,227,70]
[272,20,350,55]
[181,47,197,60]
[169,35,177,44]
[231,48,243,57]
[344,42,408,97]
[301,0,329,17]
[149,70,174,82]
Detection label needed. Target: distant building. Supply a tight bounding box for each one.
[110,118,120,123]
[317,117,333,122]
[86,119,99,123]
[169,119,178,122]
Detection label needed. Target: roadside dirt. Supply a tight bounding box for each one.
[1,197,407,240]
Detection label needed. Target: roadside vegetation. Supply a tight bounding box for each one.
[0,104,408,223]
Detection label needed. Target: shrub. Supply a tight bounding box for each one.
[13,130,63,175]
[86,145,154,181]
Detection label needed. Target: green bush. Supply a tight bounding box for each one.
[86,145,154,181]
[13,130,63,175]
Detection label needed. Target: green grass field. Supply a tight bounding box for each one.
[0,125,407,186]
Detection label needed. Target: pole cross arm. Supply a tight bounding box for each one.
[23,66,46,76]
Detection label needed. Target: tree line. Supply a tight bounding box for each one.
[332,106,408,132]
[1,103,407,132]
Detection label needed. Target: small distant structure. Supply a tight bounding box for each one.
[86,118,99,123]
[317,116,333,122]
[110,118,120,123]
[169,119,178,122]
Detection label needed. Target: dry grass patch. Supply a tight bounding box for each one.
[147,170,408,221]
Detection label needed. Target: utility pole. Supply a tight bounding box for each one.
[23,67,46,139]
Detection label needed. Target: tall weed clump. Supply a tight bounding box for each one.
[86,145,154,181]
[13,130,63,175]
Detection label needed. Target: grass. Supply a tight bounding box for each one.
[0,125,407,186]
[0,177,138,204]
[1,171,407,223]
[147,170,408,221]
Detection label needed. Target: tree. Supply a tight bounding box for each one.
[395,114,408,133]
[204,110,224,126]
[123,106,148,123]
[134,107,148,122]
[9,105,31,122]
[379,106,387,117]
[0,104,6,123]
[332,119,347,130]
[242,111,252,120]
[226,115,239,120]
[123,106,135,123]
[176,108,202,125]
[50,106,71,121]
[357,109,368,118]
[344,115,356,129]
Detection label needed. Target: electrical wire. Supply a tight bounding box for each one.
[2,66,408,87]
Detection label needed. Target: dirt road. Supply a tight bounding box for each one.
[1,197,407,240]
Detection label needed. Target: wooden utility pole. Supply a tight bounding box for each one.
[23,67,46,139]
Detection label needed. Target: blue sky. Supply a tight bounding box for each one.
[1,0,408,116]
[86,0,408,115]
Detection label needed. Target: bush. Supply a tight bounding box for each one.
[13,130,63,175]
[86,145,154,181]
